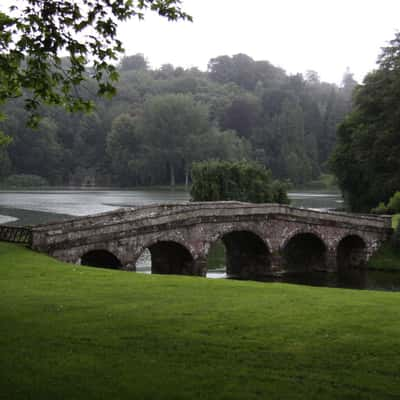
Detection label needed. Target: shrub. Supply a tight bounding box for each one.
[391,224,400,250]
[2,174,49,188]
[371,202,389,214]
[190,160,289,204]
[387,191,400,214]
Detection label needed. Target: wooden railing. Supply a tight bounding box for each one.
[0,225,32,245]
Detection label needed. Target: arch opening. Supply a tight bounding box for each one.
[283,233,327,272]
[80,250,122,269]
[208,231,271,279]
[146,241,195,275]
[337,235,367,270]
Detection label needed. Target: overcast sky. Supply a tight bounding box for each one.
[118,0,400,85]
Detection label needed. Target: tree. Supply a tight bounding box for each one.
[106,113,145,186]
[330,33,400,211]
[5,116,63,183]
[0,47,351,188]
[0,0,191,127]
[222,93,260,139]
[119,54,148,72]
[140,93,209,186]
[191,160,289,204]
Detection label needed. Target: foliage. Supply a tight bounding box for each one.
[2,242,400,399]
[2,173,48,187]
[106,113,145,186]
[387,191,400,214]
[119,53,148,71]
[0,131,12,146]
[393,214,400,229]
[371,192,400,215]
[371,202,389,215]
[330,32,400,211]
[0,52,353,187]
[191,160,289,204]
[0,0,191,126]
[367,241,400,270]
[392,224,400,250]
[140,93,210,186]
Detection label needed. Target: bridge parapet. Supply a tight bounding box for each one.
[32,202,392,246]
[0,225,32,245]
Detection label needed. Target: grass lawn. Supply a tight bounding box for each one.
[1,242,400,399]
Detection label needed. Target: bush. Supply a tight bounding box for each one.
[387,191,400,213]
[371,201,389,214]
[2,174,49,188]
[190,160,289,204]
[373,191,400,214]
[391,224,400,250]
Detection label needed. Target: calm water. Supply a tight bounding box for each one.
[0,187,341,225]
[0,188,190,225]
[1,187,398,291]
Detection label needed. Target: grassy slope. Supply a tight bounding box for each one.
[1,243,400,400]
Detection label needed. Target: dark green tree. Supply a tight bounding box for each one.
[140,93,209,186]
[106,113,145,186]
[191,160,289,204]
[330,33,400,211]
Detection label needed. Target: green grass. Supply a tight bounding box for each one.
[1,242,400,399]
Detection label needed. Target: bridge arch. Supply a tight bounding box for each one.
[208,229,272,278]
[337,234,368,270]
[80,249,123,270]
[136,239,196,275]
[281,231,327,272]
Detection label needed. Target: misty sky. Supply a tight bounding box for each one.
[118,0,400,84]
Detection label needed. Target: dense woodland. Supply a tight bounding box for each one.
[330,33,400,212]
[0,53,356,187]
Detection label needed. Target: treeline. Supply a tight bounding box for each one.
[0,53,355,187]
[330,33,400,212]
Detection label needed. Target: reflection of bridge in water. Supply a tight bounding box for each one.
[31,202,392,278]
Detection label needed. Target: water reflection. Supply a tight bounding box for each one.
[288,190,343,210]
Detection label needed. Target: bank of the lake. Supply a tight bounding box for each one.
[367,242,400,271]
[1,242,400,400]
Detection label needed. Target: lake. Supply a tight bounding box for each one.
[0,187,342,225]
[2,187,398,291]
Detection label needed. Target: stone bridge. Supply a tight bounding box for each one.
[31,202,392,278]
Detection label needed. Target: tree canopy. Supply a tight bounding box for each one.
[330,33,400,212]
[191,160,289,204]
[0,0,190,128]
[1,52,353,187]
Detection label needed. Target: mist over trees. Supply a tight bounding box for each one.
[0,53,355,187]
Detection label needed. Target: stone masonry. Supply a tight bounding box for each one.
[30,202,393,277]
